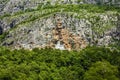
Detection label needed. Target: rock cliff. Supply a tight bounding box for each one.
[0,0,120,50]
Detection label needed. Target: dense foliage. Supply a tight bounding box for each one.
[0,46,120,80]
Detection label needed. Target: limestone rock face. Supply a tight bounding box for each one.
[0,12,119,50]
[0,14,89,50]
[50,17,87,50]
[0,0,120,15]
[0,0,120,50]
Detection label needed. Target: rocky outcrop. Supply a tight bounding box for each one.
[0,12,119,50]
[1,0,120,15]
[50,17,86,50]
[0,14,89,50]
[0,0,120,50]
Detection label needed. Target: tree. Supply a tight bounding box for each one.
[83,61,119,80]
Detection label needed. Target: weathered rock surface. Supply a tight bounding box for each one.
[0,0,120,15]
[0,0,120,50]
[0,12,119,50]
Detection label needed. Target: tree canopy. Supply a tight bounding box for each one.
[0,46,120,80]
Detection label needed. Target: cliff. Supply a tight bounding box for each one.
[0,0,120,50]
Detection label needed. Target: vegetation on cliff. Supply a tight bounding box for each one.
[0,4,119,47]
[0,1,120,79]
